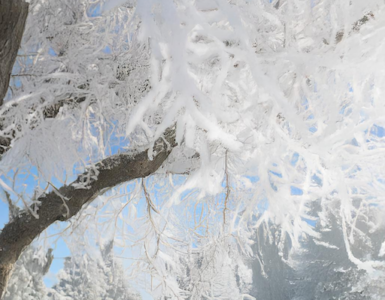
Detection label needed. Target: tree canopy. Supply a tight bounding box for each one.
[0,0,385,299]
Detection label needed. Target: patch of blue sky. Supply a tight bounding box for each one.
[129,32,135,42]
[194,202,207,226]
[88,3,102,17]
[339,104,352,116]
[347,165,361,178]
[12,77,22,89]
[8,60,22,90]
[267,173,278,191]
[104,45,112,54]
[114,216,128,234]
[0,167,38,201]
[290,152,299,166]
[12,54,22,74]
[216,191,227,204]
[0,201,9,229]
[114,24,121,34]
[362,196,379,207]
[108,133,130,155]
[257,197,269,212]
[170,174,187,186]
[152,188,166,206]
[301,217,317,227]
[301,96,309,110]
[311,174,323,187]
[290,186,303,195]
[306,114,314,120]
[102,0,130,14]
[269,180,278,192]
[269,170,282,178]
[179,189,191,201]
[313,81,318,93]
[8,56,24,92]
[245,175,259,183]
[359,109,370,123]
[350,138,359,146]
[370,124,385,138]
[84,116,130,158]
[43,236,71,287]
[48,47,57,56]
[309,125,318,133]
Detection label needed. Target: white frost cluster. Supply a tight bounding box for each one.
[2,0,385,299]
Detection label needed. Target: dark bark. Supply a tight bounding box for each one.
[0,0,29,106]
[0,126,176,298]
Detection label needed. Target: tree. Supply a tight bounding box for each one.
[49,241,141,300]
[3,242,142,300]
[0,0,177,296]
[2,246,52,300]
[249,201,385,299]
[1,0,385,299]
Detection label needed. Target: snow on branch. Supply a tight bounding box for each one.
[0,125,176,298]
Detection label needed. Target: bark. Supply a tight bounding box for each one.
[0,0,29,106]
[0,126,176,298]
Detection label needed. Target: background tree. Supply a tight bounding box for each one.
[250,201,385,299]
[2,246,51,300]
[49,241,141,300]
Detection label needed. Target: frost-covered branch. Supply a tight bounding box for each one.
[0,125,176,298]
[0,95,87,156]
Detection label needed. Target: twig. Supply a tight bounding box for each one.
[223,151,230,227]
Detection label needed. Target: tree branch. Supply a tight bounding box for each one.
[0,95,87,156]
[0,125,176,298]
[334,12,374,44]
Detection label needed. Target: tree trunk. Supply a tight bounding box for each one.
[0,0,29,106]
[0,126,176,298]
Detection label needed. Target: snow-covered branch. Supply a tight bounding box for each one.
[0,125,176,298]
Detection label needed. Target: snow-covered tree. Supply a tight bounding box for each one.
[250,199,385,299]
[49,241,141,300]
[176,239,253,300]
[2,247,51,300]
[4,242,141,300]
[0,0,385,299]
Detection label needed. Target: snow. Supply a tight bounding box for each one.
[2,0,385,298]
